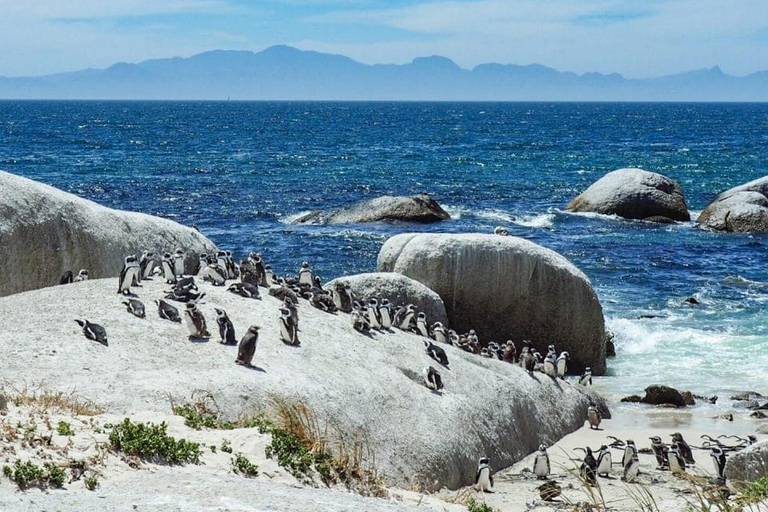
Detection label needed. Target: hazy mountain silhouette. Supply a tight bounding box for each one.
[1,45,767,101]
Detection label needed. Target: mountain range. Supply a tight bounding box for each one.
[1,45,767,101]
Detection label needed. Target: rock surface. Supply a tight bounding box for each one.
[566,168,690,221]
[624,385,689,407]
[377,233,607,374]
[698,176,768,232]
[0,277,605,491]
[726,440,768,484]
[326,272,448,326]
[290,194,450,224]
[0,171,217,297]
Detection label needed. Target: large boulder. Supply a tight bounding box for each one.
[726,440,768,484]
[290,194,450,224]
[0,277,606,491]
[640,385,687,407]
[377,233,607,374]
[697,176,768,232]
[326,272,448,326]
[0,170,217,297]
[566,168,690,221]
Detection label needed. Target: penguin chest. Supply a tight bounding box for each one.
[379,309,391,327]
[597,453,611,475]
[534,456,548,476]
[477,468,491,489]
[280,318,293,341]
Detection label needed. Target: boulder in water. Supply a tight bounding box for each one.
[290,194,450,225]
[641,385,687,407]
[698,176,768,232]
[377,233,607,374]
[566,168,690,221]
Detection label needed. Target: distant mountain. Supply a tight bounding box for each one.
[1,45,767,101]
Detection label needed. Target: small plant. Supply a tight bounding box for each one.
[3,460,66,490]
[2,465,12,478]
[209,445,217,453]
[57,421,74,436]
[84,476,99,491]
[44,463,66,488]
[172,396,272,432]
[231,454,259,478]
[737,477,768,506]
[108,418,201,465]
[467,497,495,512]
[220,440,233,453]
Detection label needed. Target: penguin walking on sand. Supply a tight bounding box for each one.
[74,269,89,282]
[596,445,612,478]
[155,299,181,323]
[580,447,598,486]
[475,457,493,492]
[669,444,687,475]
[173,249,185,277]
[379,299,393,329]
[75,319,108,346]
[416,312,429,337]
[161,253,177,285]
[670,433,695,465]
[236,326,260,367]
[423,366,443,391]
[184,302,211,338]
[650,436,669,469]
[424,340,449,366]
[366,299,381,329]
[214,308,237,345]
[279,307,299,345]
[622,440,639,469]
[556,351,569,378]
[533,445,550,480]
[117,255,140,295]
[579,367,593,386]
[123,298,146,319]
[710,447,727,480]
[298,262,313,287]
[139,251,156,280]
[623,456,641,483]
[587,405,601,429]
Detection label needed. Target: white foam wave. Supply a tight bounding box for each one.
[608,317,729,355]
[280,211,313,224]
[444,205,553,228]
[513,213,555,229]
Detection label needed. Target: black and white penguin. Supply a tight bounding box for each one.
[298,261,313,287]
[668,444,686,475]
[139,251,156,280]
[59,270,73,285]
[74,269,89,282]
[670,433,695,465]
[173,249,185,277]
[117,255,140,295]
[519,347,533,373]
[155,299,181,323]
[423,366,443,391]
[543,352,557,378]
[416,312,429,338]
[284,298,299,330]
[379,299,393,329]
[493,226,509,236]
[236,325,260,366]
[649,436,669,469]
[196,253,208,276]
[397,304,416,330]
[225,250,237,279]
[533,445,550,480]
[352,309,371,333]
[161,253,177,285]
[123,298,146,319]
[556,351,569,378]
[622,439,638,470]
[580,447,598,486]
[596,445,612,477]
[279,307,299,345]
[366,299,381,329]
[248,253,267,286]
[264,264,277,286]
[710,447,726,479]
[502,340,516,363]
[424,340,449,366]
[448,329,459,346]
[228,282,260,299]
[75,319,108,346]
[468,329,479,347]
[331,281,352,313]
[184,302,211,338]
[623,457,641,483]
[587,405,601,429]
[579,367,593,386]
[214,308,237,345]
[475,457,493,492]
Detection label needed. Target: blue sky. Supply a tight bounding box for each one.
[1,0,767,78]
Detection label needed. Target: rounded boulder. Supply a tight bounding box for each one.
[697,176,768,232]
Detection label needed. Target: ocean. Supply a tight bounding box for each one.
[2,101,767,414]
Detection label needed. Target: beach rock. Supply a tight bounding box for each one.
[620,395,644,403]
[643,215,677,224]
[326,272,448,326]
[684,297,700,305]
[565,168,690,222]
[698,176,768,232]
[757,424,768,434]
[751,412,767,419]
[0,277,606,491]
[694,394,718,404]
[681,391,696,406]
[0,170,217,297]
[734,400,760,410]
[291,194,450,225]
[641,385,687,407]
[732,392,764,401]
[726,440,768,484]
[377,233,607,374]
[714,413,734,421]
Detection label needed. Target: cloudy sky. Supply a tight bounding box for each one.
[1,0,767,78]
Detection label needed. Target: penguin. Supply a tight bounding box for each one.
[139,251,156,280]
[196,253,208,276]
[74,269,89,282]
[668,444,686,475]
[596,445,612,478]
[423,366,443,391]
[623,457,641,483]
[493,226,509,236]
[579,367,593,386]
[214,250,227,272]
[649,436,669,469]
[235,326,260,367]
[161,253,177,285]
[184,302,211,338]
[59,270,73,285]
[710,446,726,479]
[467,329,479,347]
[123,298,146,319]
[379,299,393,329]
[75,319,108,346]
[580,447,598,486]
[622,439,638,470]
[173,249,185,277]
[284,298,299,330]
[264,264,277,286]
[331,281,352,313]
[247,253,266,285]
[533,445,550,480]
[117,255,140,295]
[448,329,459,346]
[670,433,695,465]
[416,312,429,337]
[397,304,416,330]
[366,299,381,329]
[214,308,237,345]
[587,405,601,429]
[431,322,447,344]
[543,353,557,378]
[228,282,261,299]
[298,261,313,287]
[279,307,299,345]
[556,351,569,378]
[475,457,493,492]
[519,347,533,373]
[224,250,237,279]
[424,340,449,367]
[155,299,181,323]
[239,259,259,287]
[502,340,516,363]
[351,309,371,333]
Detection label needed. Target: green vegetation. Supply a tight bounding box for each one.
[108,418,201,465]
[2,460,66,490]
[231,454,259,478]
[466,497,495,512]
[84,476,99,491]
[172,399,270,431]
[737,477,768,506]
[57,420,74,436]
[220,440,233,454]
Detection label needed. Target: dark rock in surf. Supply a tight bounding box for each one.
[732,391,764,401]
[641,385,687,407]
[681,391,696,406]
[684,297,700,305]
[620,395,644,403]
[291,194,450,225]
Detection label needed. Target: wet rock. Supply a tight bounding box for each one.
[620,395,644,403]
[642,385,687,407]
[694,394,718,404]
[751,412,768,419]
[726,440,768,483]
[734,400,760,409]
[732,391,764,401]
[681,391,696,406]
[698,176,768,233]
[757,424,768,434]
[684,297,700,305]
[291,194,450,225]
[714,413,734,421]
[643,216,677,224]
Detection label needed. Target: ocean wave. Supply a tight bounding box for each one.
[280,211,314,224]
[443,205,554,228]
[513,213,555,229]
[722,275,768,289]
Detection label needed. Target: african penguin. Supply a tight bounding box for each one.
[556,351,569,378]
[366,298,381,329]
[279,307,299,346]
[423,366,443,391]
[475,457,493,492]
[669,444,686,475]
[580,447,598,486]
[649,436,669,469]
[710,447,726,479]
[184,302,211,338]
[431,322,447,344]
[352,309,371,333]
[298,261,313,287]
[117,255,140,295]
[587,405,601,429]
[533,445,550,480]
[173,249,185,277]
[502,340,516,363]
[123,298,146,319]
[416,312,429,337]
[75,319,108,346]
[493,226,509,236]
[155,299,181,323]
[622,440,638,469]
[543,352,557,378]
[236,326,260,367]
[161,253,177,285]
[59,270,73,285]
[196,253,208,276]
[215,308,237,345]
[596,445,612,477]
[670,433,695,465]
[139,251,156,280]
[74,269,89,282]
[579,367,593,386]
[424,340,449,366]
[397,304,416,330]
[378,299,393,329]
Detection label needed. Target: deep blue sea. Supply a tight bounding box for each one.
[2,101,767,409]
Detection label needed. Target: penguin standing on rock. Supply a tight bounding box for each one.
[431,322,447,344]
[352,309,371,333]
[424,340,449,366]
[416,312,429,337]
[74,269,89,282]
[161,253,177,285]
[475,457,493,492]
[533,445,550,480]
[366,299,381,330]
[397,304,416,330]
[543,352,557,378]
[60,271,73,285]
[579,367,593,386]
[236,326,260,367]
[379,299,393,329]
[214,308,237,345]
[556,351,569,378]
[298,262,313,287]
[139,251,156,280]
[75,319,108,346]
[184,302,211,338]
[117,255,140,294]
[423,366,443,391]
[279,307,299,345]
[173,249,185,277]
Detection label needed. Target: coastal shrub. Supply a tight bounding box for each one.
[108,418,201,465]
[231,454,259,477]
[466,497,495,512]
[737,477,768,505]
[57,420,74,436]
[171,393,271,431]
[84,476,99,491]
[3,460,66,490]
[220,440,233,453]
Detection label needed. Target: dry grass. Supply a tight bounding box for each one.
[4,384,103,416]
